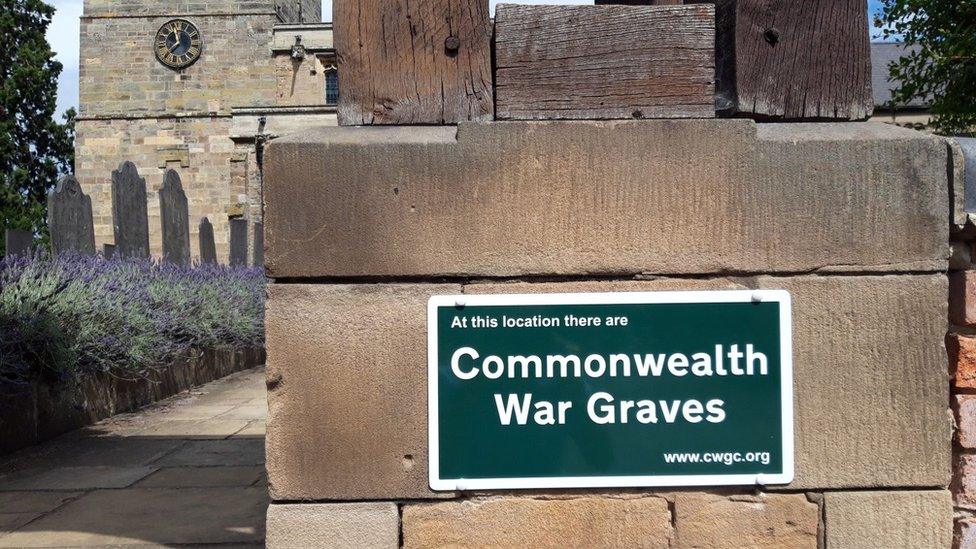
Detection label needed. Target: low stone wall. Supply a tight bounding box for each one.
[0,347,265,455]
[262,120,954,547]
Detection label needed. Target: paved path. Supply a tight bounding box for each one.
[0,367,268,547]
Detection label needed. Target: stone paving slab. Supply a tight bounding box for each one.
[0,514,42,536]
[155,439,265,467]
[0,467,158,492]
[135,466,265,488]
[0,487,268,547]
[0,367,268,547]
[131,419,252,439]
[0,492,82,514]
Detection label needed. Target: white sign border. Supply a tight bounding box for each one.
[427,289,794,491]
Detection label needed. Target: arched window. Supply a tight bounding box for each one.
[325,67,339,105]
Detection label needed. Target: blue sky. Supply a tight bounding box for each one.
[46,0,890,119]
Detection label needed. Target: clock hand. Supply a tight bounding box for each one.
[169,35,181,53]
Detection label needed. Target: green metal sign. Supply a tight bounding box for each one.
[427,290,793,490]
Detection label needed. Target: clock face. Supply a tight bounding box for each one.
[154,19,202,69]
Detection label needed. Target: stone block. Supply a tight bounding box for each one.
[671,493,818,548]
[266,274,948,500]
[265,283,462,501]
[823,490,952,548]
[266,503,399,549]
[402,496,673,548]
[758,275,949,490]
[264,121,948,279]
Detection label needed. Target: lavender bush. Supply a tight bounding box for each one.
[0,252,264,392]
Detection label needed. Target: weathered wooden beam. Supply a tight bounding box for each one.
[334,0,494,125]
[494,4,715,121]
[706,0,872,119]
[595,0,683,4]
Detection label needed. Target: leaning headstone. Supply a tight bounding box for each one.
[229,218,248,267]
[199,218,217,265]
[253,222,264,268]
[158,169,191,266]
[111,161,150,259]
[5,229,34,258]
[48,175,96,255]
[103,244,116,260]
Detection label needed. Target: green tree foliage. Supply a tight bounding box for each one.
[875,1,976,136]
[0,0,76,254]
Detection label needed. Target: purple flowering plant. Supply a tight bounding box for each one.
[0,252,264,392]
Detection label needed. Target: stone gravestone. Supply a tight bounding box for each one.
[253,222,264,268]
[48,175,96,255]
[229,218,248,267]
[4,229,34,258]
[111,161,150,259]
[103,244,116,260]
[199,218,218,265]
[158,169,191,266]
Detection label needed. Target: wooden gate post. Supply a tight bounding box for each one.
[334,0,494,124]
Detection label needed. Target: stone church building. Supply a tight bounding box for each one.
[76,0,337,260]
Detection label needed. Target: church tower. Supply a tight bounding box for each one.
[76,0,325,260]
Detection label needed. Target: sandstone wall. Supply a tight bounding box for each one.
[83,0,278,17]
[274,53,335,107]
[79,15,277,117]
[262,120,954,547]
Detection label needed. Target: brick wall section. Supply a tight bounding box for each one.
[951,270,976,547]
[946,137,976,548]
